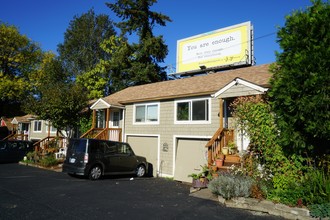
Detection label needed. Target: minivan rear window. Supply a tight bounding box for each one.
[69,139,87,153]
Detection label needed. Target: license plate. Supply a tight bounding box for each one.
[69,158,76,163]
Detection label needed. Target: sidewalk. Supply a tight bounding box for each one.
[189,187,218,202]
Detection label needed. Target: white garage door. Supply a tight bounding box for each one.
[174,138,208,183]
[126,136,158,177]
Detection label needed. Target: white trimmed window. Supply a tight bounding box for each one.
[134,103,159,124]
[33,120,42,132]
[175,98,210,124]
[46,122,57,133]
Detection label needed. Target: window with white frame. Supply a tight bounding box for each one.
[33,120,42,132]
[112,111,120,127]
[46,122,57,133]
[134,103,159,124]
[175,98,210,123]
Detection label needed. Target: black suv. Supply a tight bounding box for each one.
[62,138,148,180]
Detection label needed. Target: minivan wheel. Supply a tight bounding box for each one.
[136,165,146,177]
[89,165,102,180]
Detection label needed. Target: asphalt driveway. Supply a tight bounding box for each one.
[0,163,282,219]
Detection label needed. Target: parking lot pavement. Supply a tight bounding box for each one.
[0,163,283,220]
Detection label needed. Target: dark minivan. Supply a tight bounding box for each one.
[62,138,148,180]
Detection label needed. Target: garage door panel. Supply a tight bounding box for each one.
[127,136,158,177]
[174,139,208,183]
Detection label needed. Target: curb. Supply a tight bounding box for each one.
[218,196,313,220]
[19,161,63,172]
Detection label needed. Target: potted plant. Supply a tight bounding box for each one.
[188,165,212,188]
[215,154,225,168]
[222,146,229,155]
[228,141,237,155]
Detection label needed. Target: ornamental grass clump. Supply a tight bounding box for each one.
[208,173,253,200]
[40,155,58,167]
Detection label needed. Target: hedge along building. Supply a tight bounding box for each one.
[84,63,271,182]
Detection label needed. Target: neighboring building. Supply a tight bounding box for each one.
[86,64,272,182]
[10,114,35,140]
[1,114,59,142]
[0,117,12,139]
[29,119,58,141]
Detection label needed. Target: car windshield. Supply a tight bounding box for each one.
[69,139,87,153]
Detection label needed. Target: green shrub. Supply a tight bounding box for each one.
[268,168,330,207]
[26,151,39,163]
[267,175,305,206]
[309,203,330,218]
[40,155,58,167]
[208,173,253,200]
[302,169,330,205]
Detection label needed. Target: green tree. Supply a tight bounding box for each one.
[58,9,117,76]
[76,35,133,98]
[0,22,43,116]
[24,57,88,137]
[106,0,171,85]
[231,96,309,206]
[269,0,330,155]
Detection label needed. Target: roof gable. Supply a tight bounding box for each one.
[11,118,18,124]
[213,78,268,98]
[90,99,111,110]
[90,98,125,110]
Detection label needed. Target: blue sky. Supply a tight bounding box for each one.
[1,0,313,73]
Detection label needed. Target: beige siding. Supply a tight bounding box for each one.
[220,84,263,98]
[124,96,219,177]
[29,120,51,140]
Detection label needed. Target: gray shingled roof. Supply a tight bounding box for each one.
[102,64,272,105]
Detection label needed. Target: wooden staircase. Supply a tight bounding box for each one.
[205,128,241,172]
[33,136,65,153]
[216,154,241,172]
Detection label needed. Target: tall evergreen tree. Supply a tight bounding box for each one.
[106,0,171,85]
[58,9,117,76]
[269,0,330,155]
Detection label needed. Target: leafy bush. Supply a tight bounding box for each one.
[267,175,305,206]
[208,173,252,200]
[26,151,39,163]
[302,169,330,205]
[40,155,58,167]
[188,164,213,181]
[268,168,330,207]
[309,203,330,218]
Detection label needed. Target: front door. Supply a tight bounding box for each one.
[110,111,120,128]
